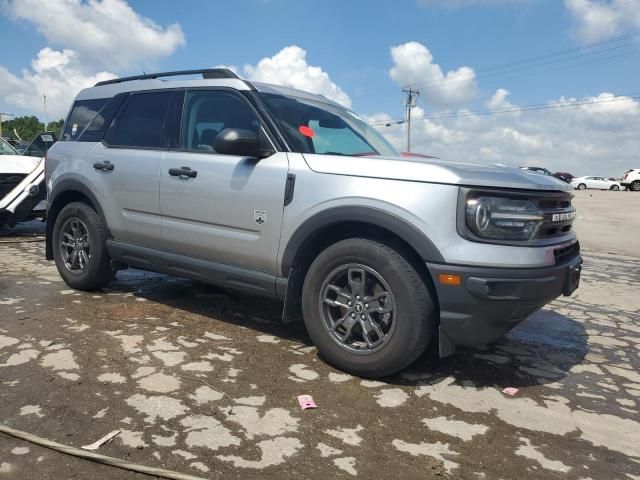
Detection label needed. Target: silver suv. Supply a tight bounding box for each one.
[45,69,582,377]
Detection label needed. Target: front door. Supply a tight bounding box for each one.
[160,89,289,274]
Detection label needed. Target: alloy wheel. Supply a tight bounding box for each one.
[59,216,91,273]
[319,263,397,354]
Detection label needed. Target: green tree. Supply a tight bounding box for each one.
[1,116,43,141]
[0,116,65,142]
[48,119,65,138]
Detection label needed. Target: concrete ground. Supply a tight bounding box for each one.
[0,190,639,479]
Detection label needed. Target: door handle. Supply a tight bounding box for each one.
[168,166,197,179]
[93,161,114,171]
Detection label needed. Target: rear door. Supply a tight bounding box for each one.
[159,88,289,274]
[88,90,173,249]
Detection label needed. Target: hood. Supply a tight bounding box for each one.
[302,154,572,192]
[0,155,42,175]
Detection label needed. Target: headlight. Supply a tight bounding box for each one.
[465,195,544,241]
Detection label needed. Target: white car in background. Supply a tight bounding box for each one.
[621,169,640,192]
[0,134,52,228]
[571,176,621,191]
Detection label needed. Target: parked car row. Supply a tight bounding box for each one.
[520,165,640,192]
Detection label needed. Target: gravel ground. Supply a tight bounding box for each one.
[0,191,638,479]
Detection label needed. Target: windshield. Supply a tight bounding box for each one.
[258,92,398,157]
[0,137,19,156]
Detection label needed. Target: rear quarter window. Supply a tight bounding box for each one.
[62,98,109,141]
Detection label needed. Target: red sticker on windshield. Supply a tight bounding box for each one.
[298,125,315,137]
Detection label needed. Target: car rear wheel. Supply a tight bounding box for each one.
[302,238,435,378]
[52,201,114,290]
[610,185,620,191]
[631,181,640,192]
[577,183,586,190]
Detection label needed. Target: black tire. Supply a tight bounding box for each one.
[577,183,586,190]
[302,238,435,378]
[52,201,113,290]
[610,185,620,191]
[631,181,640,192]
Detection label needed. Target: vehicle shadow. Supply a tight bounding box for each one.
[0,219,45,238]
[108,268,313,346]
[386,309,589,389]
[109,267,589,388]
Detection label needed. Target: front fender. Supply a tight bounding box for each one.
[279,204,445,276]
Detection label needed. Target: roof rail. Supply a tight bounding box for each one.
[94,68,240,87]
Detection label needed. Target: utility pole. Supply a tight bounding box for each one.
[402,87,420,152]
[43,95,48,131]
[0,112,15,138]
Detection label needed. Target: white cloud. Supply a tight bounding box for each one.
[241,46,351,107]
[372,91,640,177]
[0,47,116,119]
[5,0,185,70]
[389,42,477,108]
[1,0,184,119]
[487,88,516,110]
[565,0,640,42]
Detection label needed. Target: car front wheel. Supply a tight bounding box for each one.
[577,183,587,190]
[52,201,114,290]
[631,181,640,192]
[302,238,435,378]
[610,185,620,191]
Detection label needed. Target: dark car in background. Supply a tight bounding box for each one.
[520,166,573,183]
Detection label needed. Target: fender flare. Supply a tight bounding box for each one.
[45,179,110,259]
[279,205,445,276]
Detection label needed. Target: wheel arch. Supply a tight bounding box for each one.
[279,206,443,325]
[280,206,444,276]
[46,180,109,260]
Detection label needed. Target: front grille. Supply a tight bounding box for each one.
[536,194,576,239]
[0,173,27,200]
[554,241,580,265]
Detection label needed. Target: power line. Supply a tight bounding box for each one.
[400,39,639,93]
[370,93,640,126]
[353,34,639,100]
[407,32,638,89]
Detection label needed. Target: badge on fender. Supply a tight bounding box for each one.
[254,210,267,225]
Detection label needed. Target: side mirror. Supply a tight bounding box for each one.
[214,128,274,158]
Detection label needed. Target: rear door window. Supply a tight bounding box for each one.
[111,92,172,148]
[63,98,108,141]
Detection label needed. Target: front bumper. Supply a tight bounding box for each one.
[427,252,582,356]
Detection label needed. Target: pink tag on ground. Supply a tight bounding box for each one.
[297,395,317,410]
[502,387,519,396]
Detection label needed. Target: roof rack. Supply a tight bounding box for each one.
[94,68,240,87]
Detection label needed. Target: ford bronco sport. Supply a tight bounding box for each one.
[45,69,582,377]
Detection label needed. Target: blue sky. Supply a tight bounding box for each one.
[1,0,639,175]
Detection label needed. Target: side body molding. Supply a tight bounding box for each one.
[279,205,445,276]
